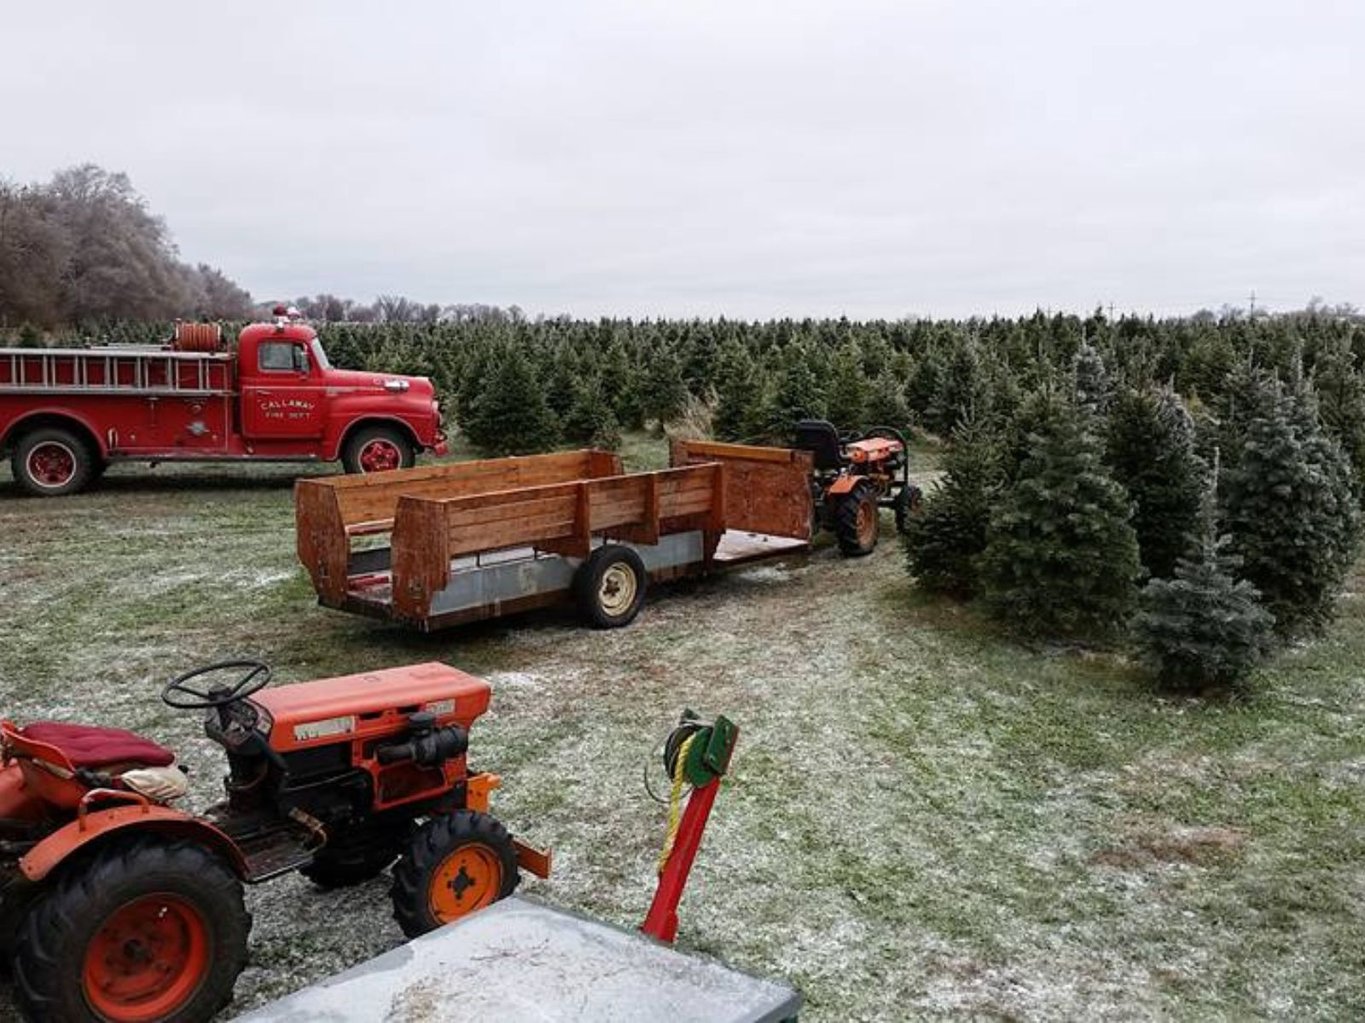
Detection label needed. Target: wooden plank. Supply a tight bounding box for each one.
[670,438,806,466]
[541,481,592,558]
[295,479,348,605]
[323,450,606,529]
[670,440,812,541]
[391,497,450,621]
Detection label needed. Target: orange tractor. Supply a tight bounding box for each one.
[794,419,921,555]
[0,660,548,1023]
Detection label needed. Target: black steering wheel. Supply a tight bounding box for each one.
[162,660,272,711]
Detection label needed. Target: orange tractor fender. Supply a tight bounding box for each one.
[825,475,861,496]
[19,800,248,883]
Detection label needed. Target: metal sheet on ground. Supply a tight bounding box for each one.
[231,896,801,1023]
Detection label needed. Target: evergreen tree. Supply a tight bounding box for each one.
[825,343,870,430]
[864,372,913,432]
[1073,340,1113,416]
[1310,335,1365,491]
[765,345,826,439]
[1134,466,1274,693]
[641,346,688,432]
[1221,374,1360,636]
[1105,388,1205,579]
[981,397,1140,637]
[462,346,560,456]
[927,337,987,436]
[905,416,1001,597]
[712,341,765,442]
[603,337,645,431]
[562,374,622,450]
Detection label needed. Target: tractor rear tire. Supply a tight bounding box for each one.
[12,836,249,1023]
[11,427,95,497]
[834,480,880,556]
[574,544,648,628]
[390,810,519,938]
[301,826,411,889]
[342,425,415,474]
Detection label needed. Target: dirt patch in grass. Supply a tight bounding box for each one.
[1092,824,1249,869]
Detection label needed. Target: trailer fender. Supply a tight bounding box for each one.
[826,475,861,496]
[19,803,247,882]
[1,407,108,457]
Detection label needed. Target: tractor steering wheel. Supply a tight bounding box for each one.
[162,660,272,711]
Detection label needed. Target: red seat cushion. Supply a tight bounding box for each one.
[21,722,175,769]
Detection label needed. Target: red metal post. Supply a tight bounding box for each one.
[640,776,723,944]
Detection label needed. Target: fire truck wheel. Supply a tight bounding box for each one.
[574,544,648,628]
[11,427,95,497]
[13,836,249,1023]
[342,425,415,474]
[390,810,519,938]
[835,480,880,556]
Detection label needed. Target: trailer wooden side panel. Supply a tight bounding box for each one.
[670,439,812,541]
[296,449,623,604]
[388,465,723,621]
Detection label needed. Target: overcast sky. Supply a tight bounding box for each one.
[3,1,1361,319]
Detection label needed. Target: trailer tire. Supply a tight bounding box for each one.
[574,544,648,628]
[342,425,415,474]
[390,811,519,938]
[12,835,249,1023]
[11,427,95,497]
[835,480,880,556]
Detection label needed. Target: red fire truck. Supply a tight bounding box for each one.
[0,314,448,496]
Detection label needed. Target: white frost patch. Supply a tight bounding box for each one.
[484,670,545,690]
[735,565,799,584]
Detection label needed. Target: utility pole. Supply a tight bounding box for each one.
[1248,290,1257,316]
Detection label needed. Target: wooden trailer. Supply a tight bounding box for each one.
[295,441,814,632]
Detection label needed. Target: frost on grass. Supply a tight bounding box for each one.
[1,468,1363,1021]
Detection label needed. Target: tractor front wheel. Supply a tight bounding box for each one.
[390,811,519,938]
[834,481,880,556]
[13,836,249,1023]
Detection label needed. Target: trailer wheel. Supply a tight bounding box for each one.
[574,544,648,628]
[390,811,519,938]
[11,427,95,497]
[342,425,415,474]
[13,836,249,1023]
[835,480,880,556]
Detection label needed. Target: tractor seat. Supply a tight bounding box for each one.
[793,419,847,471]
[20,722,176,769]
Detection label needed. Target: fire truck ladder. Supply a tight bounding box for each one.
[1,349,227,396]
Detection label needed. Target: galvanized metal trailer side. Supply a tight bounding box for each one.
[295,442,813,632]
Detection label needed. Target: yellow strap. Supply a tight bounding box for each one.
[657,734,696,873]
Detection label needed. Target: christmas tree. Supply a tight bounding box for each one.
[981,395,1140,637]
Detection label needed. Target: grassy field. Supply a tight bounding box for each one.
[1,438,1362,1020]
